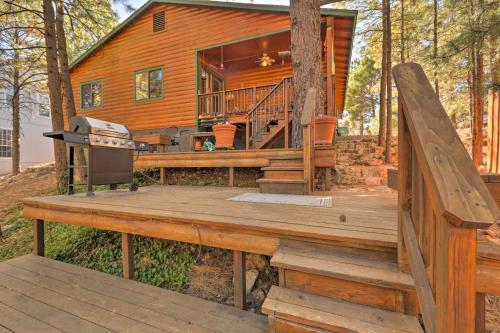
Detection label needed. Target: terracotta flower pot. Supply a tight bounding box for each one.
[194,139,202,151]
[314,116,337,145]
[212,123,237,149]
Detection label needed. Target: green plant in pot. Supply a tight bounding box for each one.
[212,116,236,149]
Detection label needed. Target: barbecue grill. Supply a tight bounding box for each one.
[44,116,149,196]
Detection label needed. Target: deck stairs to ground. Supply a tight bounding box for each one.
[262,240,424,333]
[257,154,308,195]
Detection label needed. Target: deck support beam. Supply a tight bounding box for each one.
[233,250,246,310]
[121,233,134,280]
[160,167,166,185]
[475,293,485,333]
[33,219,44,256]
[228,167,235,186]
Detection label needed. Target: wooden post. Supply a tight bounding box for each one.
[228,167,235,186]
[301,88,316,194]
[121,233,134,280]
[397,103,411,273]
[435,220,477,333]
[324,168,332,191]
[160,168,166,185]
[33,219,44,256]
[284,84,289,149]
[475,293,486,333]
[487,90,499,173]
[326,22,335,116]
[246,117,250,150]
[233,250,246,310]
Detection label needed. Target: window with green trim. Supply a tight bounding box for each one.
[135,67,163,101]
[80,80,103,109]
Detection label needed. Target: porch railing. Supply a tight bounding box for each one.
[198,84,275,120]
[393,63,498,333]
[245,77,293,149]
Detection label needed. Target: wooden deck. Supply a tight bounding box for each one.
[0,255,268,333]
[22,186,398,254]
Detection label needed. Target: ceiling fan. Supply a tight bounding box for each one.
[256,53,275,67]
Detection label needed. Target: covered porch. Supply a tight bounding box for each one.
[195,16,354,150]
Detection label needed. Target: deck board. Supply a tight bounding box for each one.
[23,186,398,252]
[0,255,268,333]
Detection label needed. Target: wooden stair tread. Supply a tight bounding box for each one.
[257,179,307,184]
[262,166,304,171]
[271,242,415,291]
[268,156,303,160]
[262,287,423,333]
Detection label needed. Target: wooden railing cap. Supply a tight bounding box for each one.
[301,88,316,126]
[393,63,499,229]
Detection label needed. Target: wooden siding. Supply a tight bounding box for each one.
[225,65,292,90]
[71,4,291,130]
[70,3,354,131]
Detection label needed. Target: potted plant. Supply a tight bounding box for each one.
[314,114,337,145]
[212,119,236,149]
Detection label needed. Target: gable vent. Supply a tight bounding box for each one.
[153,11,165,32]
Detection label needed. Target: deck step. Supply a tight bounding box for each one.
[262,166,304,180]
[257,178,307,195]
[272,241,418,314]
[268,156,303,168]
[262,286,423,333]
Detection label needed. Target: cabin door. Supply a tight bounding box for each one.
[200,65,225,118]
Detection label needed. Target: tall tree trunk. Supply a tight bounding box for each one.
[290,0,323,148]
[55,0,87,181]
[433,0,439,97]
[468,67,474,133]
[385,0,392,164]
[400,0,405,64]
[43,0,67,192]
[473,46,484,167]
[11,30,20,175]
[378,0,387,148]
[471,0,485,167]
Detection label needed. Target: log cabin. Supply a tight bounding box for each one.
[69,0,357,151]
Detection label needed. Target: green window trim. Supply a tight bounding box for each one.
[134,66,164,103]
[80,79,103,110]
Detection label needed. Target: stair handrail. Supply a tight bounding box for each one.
[245,76,293,149]
[393,63,499,333]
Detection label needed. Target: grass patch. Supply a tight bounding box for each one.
[0,206,194,291]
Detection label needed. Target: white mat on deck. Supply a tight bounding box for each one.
[227,193,332,208]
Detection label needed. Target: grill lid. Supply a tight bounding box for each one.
[70,116,130,139]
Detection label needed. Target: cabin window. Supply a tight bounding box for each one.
[153,11,165,32]
[135,67,163,102]
[0,128,12,158]
[80,80,103,110]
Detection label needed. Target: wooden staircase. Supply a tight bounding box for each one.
[262,240,423,333]
[254,118,292,149]
[257,156,308,195]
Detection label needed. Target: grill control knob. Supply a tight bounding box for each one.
[104,139,109,144]
[112,140,118,145]
[120,140,125,146]
[94,137,101,142]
